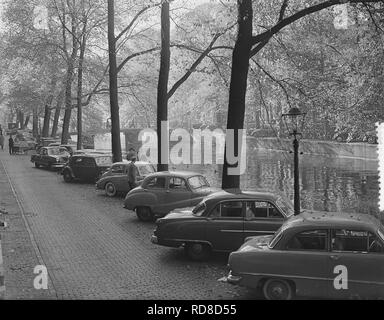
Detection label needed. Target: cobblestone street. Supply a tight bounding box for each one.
[0,151,255,300]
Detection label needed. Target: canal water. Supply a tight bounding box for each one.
[173,143,381,219]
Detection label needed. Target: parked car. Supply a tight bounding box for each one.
[30,147,70,169]
[61,154,113,183]
[96,161,156,197]
[334,129,378,144]
[151,190,293,261]
[123,171,219,222]
[227,211,384,300]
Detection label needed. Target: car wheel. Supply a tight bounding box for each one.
[35,163,40,168]
[136,207,154,222]
[105,182,117,197]
[63,170,73,183]
[185,243,211,261]
[263,279,293,300]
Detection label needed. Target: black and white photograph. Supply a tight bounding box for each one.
[0,0,383,308]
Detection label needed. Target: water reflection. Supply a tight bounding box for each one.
[175,146,380,219]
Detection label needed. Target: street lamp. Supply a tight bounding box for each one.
[281,107,307,216]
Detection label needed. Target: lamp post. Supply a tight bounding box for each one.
[281,107,306,216]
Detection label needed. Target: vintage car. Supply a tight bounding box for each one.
[123,171,219,222]
[96,161,156,197]
[151,190,293,261]
[61,154,113,183]
[227,211,384,300]
[31,147,70,169]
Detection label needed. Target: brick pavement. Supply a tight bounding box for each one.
[0,151,255,300]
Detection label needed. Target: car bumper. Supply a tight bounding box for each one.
[226,271,243,285]
[51,163,66,168]
[151,235,158,244]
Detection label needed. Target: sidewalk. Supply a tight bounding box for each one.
[0,151,56,299]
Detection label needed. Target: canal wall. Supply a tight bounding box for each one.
[248,137,378,161]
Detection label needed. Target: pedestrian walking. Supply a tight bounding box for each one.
[8,136,14,155]
[0,133,4,150]
[126,147,137,161]
[127,156,138,190]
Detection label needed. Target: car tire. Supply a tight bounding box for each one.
[105,182,117,197]
[63,170,73,183]
[263,279,294,300]
[35,163,40,168]
[136,207,154,222]
[185,243,211,261]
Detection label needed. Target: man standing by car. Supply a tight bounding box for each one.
[8,135,14,155]
[0,133,4,150]
[127,156,138,190]
[126,147,137,161]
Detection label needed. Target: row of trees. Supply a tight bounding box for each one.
[1,0,384,189]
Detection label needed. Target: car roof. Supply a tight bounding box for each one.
[112,161,153,166]
[284,211,382,232]
[72,153,112,158]
[146,171,202,178]
[203,189,278,202]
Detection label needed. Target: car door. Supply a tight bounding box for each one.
[81,157,97,180]
[164,177,192,211]
[282,229,330,298]
[72,157,85,178]
[42,148,51,166]
[144,176,169,214]
[205,200,245,252]
[108,164,127,191]
[243,201,285,242]
[326,228,384,299]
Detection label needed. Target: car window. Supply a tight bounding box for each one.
[286,230,328,251]
[95,156,112,166]
[192,202,206,217]
[331,229,384,253]
[276,196,294,217]
[209,201,243,219]
[245,201,283,219]
[41,149,47,155]
[169,177,188,191]
[111,165,123,174]
[146,177,166,189]
[187,176,210,189]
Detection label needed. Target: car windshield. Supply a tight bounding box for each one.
[378,227,384,242]
[268,226,285,249]
[48,148,68,156]
[138,164,155,176]
[188,176,210,189]
[276,196,294,217]
[192,202,206,217]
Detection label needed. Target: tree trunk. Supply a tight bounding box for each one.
[32,107,39,138]
[61,4,78,145]
[23,115,30,129]
[51,91,64,138]
[77,23,87,150]
[222,0,252,190]
[108,0,122,163]
[157,0,170,172]
[42,96,53,137]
